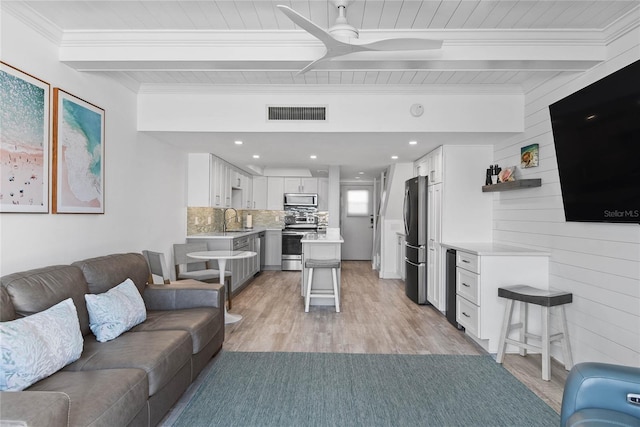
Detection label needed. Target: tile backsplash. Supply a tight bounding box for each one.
[187,207,285,235]
[187,207,329,235]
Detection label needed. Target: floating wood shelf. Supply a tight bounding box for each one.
[482,179,542,192]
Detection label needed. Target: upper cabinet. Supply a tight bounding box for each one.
[188,158,329,212]
[188,153,252,209]
[415,146,443,185]
[252,177,267,210]
[284,177,318,194]
[187,153,213,207]
[267,177,285,210]
[317,178,329,211]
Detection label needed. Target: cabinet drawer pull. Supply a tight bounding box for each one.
[462,282,470,287]
[462,312,471,318]
[462,259,470,263]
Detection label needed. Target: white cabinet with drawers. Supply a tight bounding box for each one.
[447,243,551,353]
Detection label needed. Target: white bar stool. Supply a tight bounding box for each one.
[496,285,573,381]
[304,259,341,313]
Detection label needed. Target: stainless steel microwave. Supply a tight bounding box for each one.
[284,193,318,207]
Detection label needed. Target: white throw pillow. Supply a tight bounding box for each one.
[0,298,83,391]
[85,278,146,342]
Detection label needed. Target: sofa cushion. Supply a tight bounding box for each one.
[28,369,148,427]
[73,253,149,295]
[64,330,192,396]
[133,308,221,354]
[0,287,15,321]
[85,279,147,342]
[1,298,83,391]
[0,265,91,336]
[0,391,70,426]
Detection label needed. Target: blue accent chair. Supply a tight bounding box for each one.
[561,362,640,427]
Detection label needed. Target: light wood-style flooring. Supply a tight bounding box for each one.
[224,261,567,413]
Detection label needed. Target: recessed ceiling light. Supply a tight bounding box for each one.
[234,140,243,145]
[409,140,417,145]
[310,155,317,159]
[391,155,398,160]
[253,154,260,159]
[355,176,360,179]
[358,171,364,175]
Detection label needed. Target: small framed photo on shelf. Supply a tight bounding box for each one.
[521,143,539,168]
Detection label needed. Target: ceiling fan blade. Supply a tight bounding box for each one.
[277,5,341,49]
[358,38,443,51]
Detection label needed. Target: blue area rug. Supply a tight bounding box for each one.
[172,351,559,426]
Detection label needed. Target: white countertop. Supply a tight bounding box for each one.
[301,229,344,244]
[188,227,273,239]
[441,242,550,256]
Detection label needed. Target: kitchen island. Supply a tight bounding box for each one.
[301,229,344,308]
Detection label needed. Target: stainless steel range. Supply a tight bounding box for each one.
[282,206,318,271]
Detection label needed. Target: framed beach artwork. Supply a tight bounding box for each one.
[52,89,105,214]
[0,62,50,213]
[521,143,539,168]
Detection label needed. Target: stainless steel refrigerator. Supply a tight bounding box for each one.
[403,176,428,304]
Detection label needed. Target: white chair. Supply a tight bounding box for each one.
[304,259,341,313]
[142,250,174,284]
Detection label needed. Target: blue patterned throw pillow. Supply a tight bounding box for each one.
[85,278,146,342]
[0,298,83,391]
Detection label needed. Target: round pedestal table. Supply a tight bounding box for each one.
[187,250,257,324]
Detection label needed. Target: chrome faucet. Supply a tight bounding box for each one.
[222,208,238,233]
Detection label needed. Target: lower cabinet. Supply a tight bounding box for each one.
[187,234,261,294]
[264,230,282,270]
[395,233,405,280]
[452,246,550,353]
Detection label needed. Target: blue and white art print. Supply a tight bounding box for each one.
[53,89,105,213]
[0,62,50,213]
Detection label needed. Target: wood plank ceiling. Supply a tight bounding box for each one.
[7,0,639,89]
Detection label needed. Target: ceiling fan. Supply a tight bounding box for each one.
[277,0,443,74]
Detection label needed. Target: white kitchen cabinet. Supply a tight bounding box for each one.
[264,229,282,270]
[414,145,493,312]
[267,177,285,210]
[284,177,318,194]
[187,153,212,206]
[212,156,232,208]
[396,233,405,280]
[415,146,442,185]
[426,183,442,305]
[317,177,329,211]
[252,177,268,210]
[449,244,550,353]
[241,174,252,209]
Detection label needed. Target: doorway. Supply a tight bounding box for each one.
[340,184,373,260]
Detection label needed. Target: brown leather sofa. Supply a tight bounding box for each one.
[0,253,225,427]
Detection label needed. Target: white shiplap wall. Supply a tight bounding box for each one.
[491,28,640,366]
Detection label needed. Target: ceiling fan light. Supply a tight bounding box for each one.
[328,23,358,39]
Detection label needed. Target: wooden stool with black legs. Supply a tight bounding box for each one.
[496,285,573,381]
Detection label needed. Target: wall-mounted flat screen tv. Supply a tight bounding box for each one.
[549,59,639,224]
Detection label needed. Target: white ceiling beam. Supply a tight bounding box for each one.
[59,29,606,72]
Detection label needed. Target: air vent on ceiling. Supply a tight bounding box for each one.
[268,106,326,121]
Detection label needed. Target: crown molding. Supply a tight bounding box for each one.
[1,2,62,44]
[603,4,640,44]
